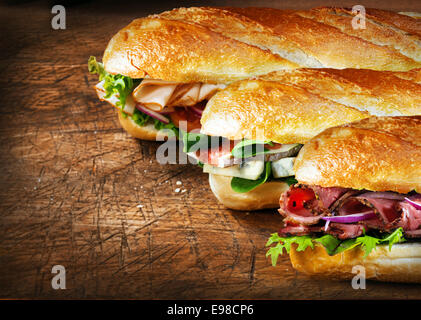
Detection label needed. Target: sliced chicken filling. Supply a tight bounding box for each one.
[95,78,225,131]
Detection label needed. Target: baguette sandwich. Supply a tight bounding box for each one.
[194,69,421,210]
[88,7,421,141]
[266,116,421,283]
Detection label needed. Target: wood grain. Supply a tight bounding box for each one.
[0,1,420,299]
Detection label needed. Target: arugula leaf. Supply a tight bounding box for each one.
[355,235,380,258]
[266,233,282,247]
[292,235,314,252]
[231,161,272,193]
[265,234,314,266]
[231,139,270,159]
[88,56,140,111]
[266,228,407,265]
[266,242,286,267]
[381,227,406,251]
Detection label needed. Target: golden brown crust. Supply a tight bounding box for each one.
[103,7,421,80]
[200,78,370,144]
[201,68,421,144]
[259,68,421,116]
[290,243,421,283]
[294,116,421,194]
[399,12,421,20]
[117,111,160,141]
[227,7,421,71]
[366,8,421,36]
[103,11,298,82]
[208,174,289,210]
[297,8,421,65]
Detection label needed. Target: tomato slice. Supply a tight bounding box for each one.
[287,187,316,212]
[170,107,202,132]
[197,140,236,166]
[265,142,283,150]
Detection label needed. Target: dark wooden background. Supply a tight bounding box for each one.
[0,0,420,299]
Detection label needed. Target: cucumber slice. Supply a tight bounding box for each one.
[271,157,295,178]
[203,160,264,180]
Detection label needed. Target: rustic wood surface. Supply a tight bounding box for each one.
[0,0,420,299]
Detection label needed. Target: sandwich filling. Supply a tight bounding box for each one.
[89,57,300,192]
[89,56,224,135]
[183,132,302,192]
[266,184,421,265]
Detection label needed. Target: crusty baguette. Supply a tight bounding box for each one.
[117,67,421,142]
[103,7,421,81]
[209,174,289,210]
[201,79,369,144]
[399,12,421,19]
[296,7,421,64]
[201,69,421,144]
[290,243,421,283]
[228,7,421,71]
[259,68,421,116]
[103,12,298,82]
[294,116,421,194]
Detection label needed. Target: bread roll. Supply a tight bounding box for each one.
[103,7,421,81]
[201,78,370,144]
[227,7,421,71]
[209,174,289,210]
[294,116,421,194]
[103,11,298,83]
[290,243,421,283]
[113,67,421,141]
[201,68,421,144]
[258,68,421,116]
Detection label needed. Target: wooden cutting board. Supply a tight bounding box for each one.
[0,1,420,299]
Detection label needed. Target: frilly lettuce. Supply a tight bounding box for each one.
[266,227,406,266]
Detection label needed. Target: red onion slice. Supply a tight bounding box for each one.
[321,212,377,223]
[405,197,421,210]
[358,192,405,200]
[191,106,204,117]
[136,104,170,124]
[324,220,331,232]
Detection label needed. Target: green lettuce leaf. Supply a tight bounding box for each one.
[231,161,272,193]
[90,56,179,133]
[314,234,341,255]
[88,56,140,111]
[382,227,405,251]
[153,118,180,139]
[265,234,314,267]
[266,228,406,266]
[355,234,381,258]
